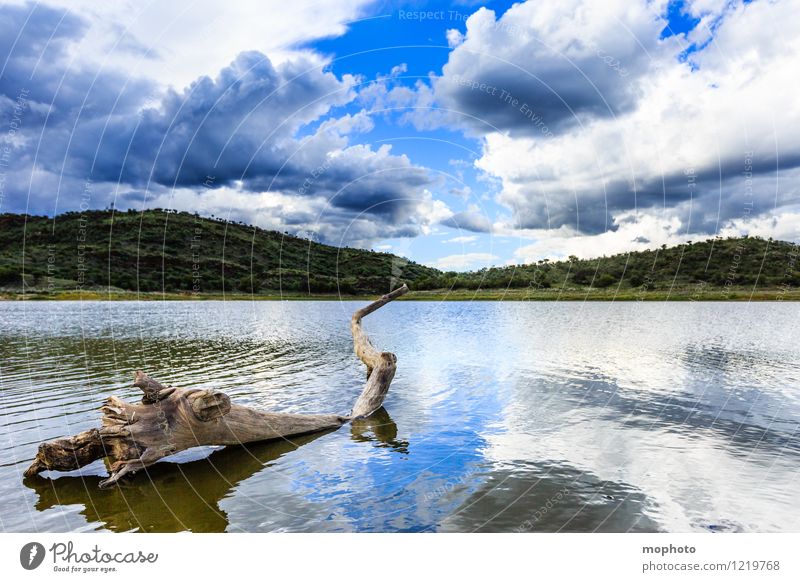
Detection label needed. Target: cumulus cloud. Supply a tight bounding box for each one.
[19,0,375,89]
[439,209,493,232]
[719,210,800,242]
[428,0,800,248]
[0,3,153,126]
[415,191,454,234]
[431,0,671,136]
[509,209,696,262]
[446,29,464,49]
[130,181,453,248]
[0,2,437,245]
[431,252,499,271]
[67,51,360,188]
[444,235,478,244]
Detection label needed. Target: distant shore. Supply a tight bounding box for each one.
[2,286,798,301]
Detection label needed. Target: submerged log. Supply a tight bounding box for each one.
[24,284,408,488]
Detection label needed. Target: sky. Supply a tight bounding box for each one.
[1,0,799,271]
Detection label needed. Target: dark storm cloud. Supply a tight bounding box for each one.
[0,3,86,96]
[298,148,432,219]
[70,50,354,187]
[0,3,152,125]
[430,5,665,138]
[435,58,635,137]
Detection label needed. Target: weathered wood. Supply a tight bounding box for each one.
[133,370,175,404]
[350,284,407,418]
[24,284,409,487]
[24,432,333,532]
[23,429,104,478]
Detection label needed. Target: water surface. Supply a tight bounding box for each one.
[0,300,798,532]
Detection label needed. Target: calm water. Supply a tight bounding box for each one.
[0,300,798,533]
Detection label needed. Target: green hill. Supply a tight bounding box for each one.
[0,208,798,299]
[412,236,800,296]
[0,209,438,295]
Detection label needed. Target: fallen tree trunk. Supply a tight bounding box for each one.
[24,284,408,488]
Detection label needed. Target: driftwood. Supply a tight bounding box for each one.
[24,284,408,488]
[23,413,408,532]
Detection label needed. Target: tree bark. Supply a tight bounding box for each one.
[24,284,408,488]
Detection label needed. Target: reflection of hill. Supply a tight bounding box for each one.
[437,461,662,533]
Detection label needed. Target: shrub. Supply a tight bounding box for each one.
[594,273,616,288]
[0,265,19,286]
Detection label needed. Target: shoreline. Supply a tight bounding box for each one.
[2,287,799,301]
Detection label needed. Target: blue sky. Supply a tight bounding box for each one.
[1,0,798,270]
[306,1,519,268]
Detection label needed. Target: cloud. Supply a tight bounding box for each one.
[74,51,360,187]
[431,252,499,271]
[449,185,472,198]
[0,2,438,244]
[444,235,478,243]
[719,210,800,242]
[316,110,375,136]
[439,210,493,232]
[136,183,442,247]
[437,0,800,245]
[446,29,464,49]
[415,191,454,233]
[355,0,798,258]
[21,0,375,89]
[429,0,671,137]
[0,3,153,127]
[508,201,800,264]
[4,0,800,260]
[509,209,696,263]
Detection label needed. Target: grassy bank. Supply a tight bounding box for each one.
[3,285,798,301]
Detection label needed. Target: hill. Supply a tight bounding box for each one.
[0,209,798,299]
[412,236,800,297]
[0,209,438,295]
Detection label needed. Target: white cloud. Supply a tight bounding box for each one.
[719,211,800,242]
[19,0,374,89]
[444,235,478,244]
[316,110,375,136]
[432,0,800,253]
[1,2,448,247]
[509,210,696,263]
[390,63,408,77]
[446,28,464,48]
[6,0,799,260]
[431,252,499,271]
[449,185,472,198]
[140,183,445,247]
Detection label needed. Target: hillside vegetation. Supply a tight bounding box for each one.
[0,209,798,299]
[0,209,437,295]
[412,236,800,294]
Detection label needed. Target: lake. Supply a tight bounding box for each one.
[0,300,798,532]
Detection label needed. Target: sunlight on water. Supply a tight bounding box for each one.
[0,301,798,532]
